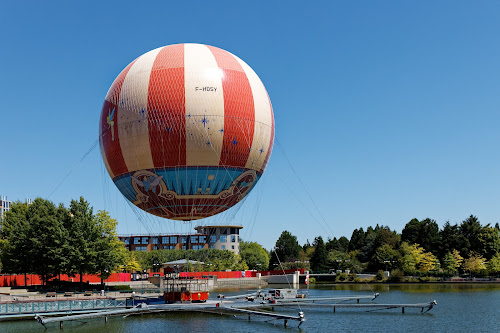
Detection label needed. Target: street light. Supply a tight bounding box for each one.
[153,259,160,273]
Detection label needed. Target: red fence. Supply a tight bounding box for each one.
[0,269,305,287]
[0,273,130,287]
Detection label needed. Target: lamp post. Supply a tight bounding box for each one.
[153,259,160,273]
[384,259,390,272]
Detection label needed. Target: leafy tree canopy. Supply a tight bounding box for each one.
[240,241,269,270]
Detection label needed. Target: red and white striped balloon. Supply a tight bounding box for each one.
[99,44,274,221]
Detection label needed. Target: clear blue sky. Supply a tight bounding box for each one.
[1,1,499,250]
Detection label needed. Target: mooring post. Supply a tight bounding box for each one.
[357,298,360,304]
[105,316,108,323]
[60,321,63,329]
[402,307,405,314]
[248,315,250,321]
[284,319,288,328]
[334,306,336,313]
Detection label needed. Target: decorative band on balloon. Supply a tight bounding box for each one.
[113,167,260,220]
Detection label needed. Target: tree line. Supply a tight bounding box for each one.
[0,198,271,283]
[3,197,497,280]
[0,197,126,285]
[269,216,500,278]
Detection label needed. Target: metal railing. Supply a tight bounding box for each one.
[0,299,127,314]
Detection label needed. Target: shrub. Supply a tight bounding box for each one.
[336,273,348,281]
[389,269,404,282]
[109,285,132,291]
[374,270,385,281]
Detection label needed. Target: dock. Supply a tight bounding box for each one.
[274,300,437,313]
[35,300,306,328]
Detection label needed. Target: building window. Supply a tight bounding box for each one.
[231,228,236,234]
[153,245,158,250]
[221,245,226,250]
[191,235,198,243]
[134,238,140,245]
[181,236,187,244]
[170,246,176,250]
[232,245,234,250]
[142,237,148,244]
[182,245,186,250]
[209,244,215,249]
[162,237,168,244]
[199,236,206,243]
[136,246,147,251]
[170,236,177,244]
[210,235,216,243]
[231,235,236,242]
[152,237,158,244]
[124,239,130,245]
[220,235,227,243]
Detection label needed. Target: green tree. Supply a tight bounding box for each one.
[478,226,500,259]
[269,231,301,268]
[94,210,126,280]
[462,252,486,276]
[299,246,315,263]
[28,200,68,284]
[372,244,399,271]
[310,236,328,272]
[327,249,349,271]
[239,241,269,270]
[460,215,483,256]
[65,197,100,284]
[401,218,439,254]
[359,226,377,262]
[419,251,439,273]
[0,201,32,276]
[487,253,500,276]
[441,249,463,275]
[326,236,349,253]
[373,226,400,250]
[439,222,465,259]
[399,242,436,273]
[1,199,68,284]
[348,228,365,252]
[120,251,142,272]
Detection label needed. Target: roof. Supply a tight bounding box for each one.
[162,259,204,266]
[194,225,243,230]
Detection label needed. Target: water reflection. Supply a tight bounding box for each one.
[0,284,498,332]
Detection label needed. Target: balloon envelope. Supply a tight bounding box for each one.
[99,44,274,220]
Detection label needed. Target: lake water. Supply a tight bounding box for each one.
[2,283,499,332]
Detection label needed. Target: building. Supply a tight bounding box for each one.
[194,225,242,254]
[118,225,242,255]
[0,196,12,222]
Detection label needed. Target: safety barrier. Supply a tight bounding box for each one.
[0,299,127,314]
